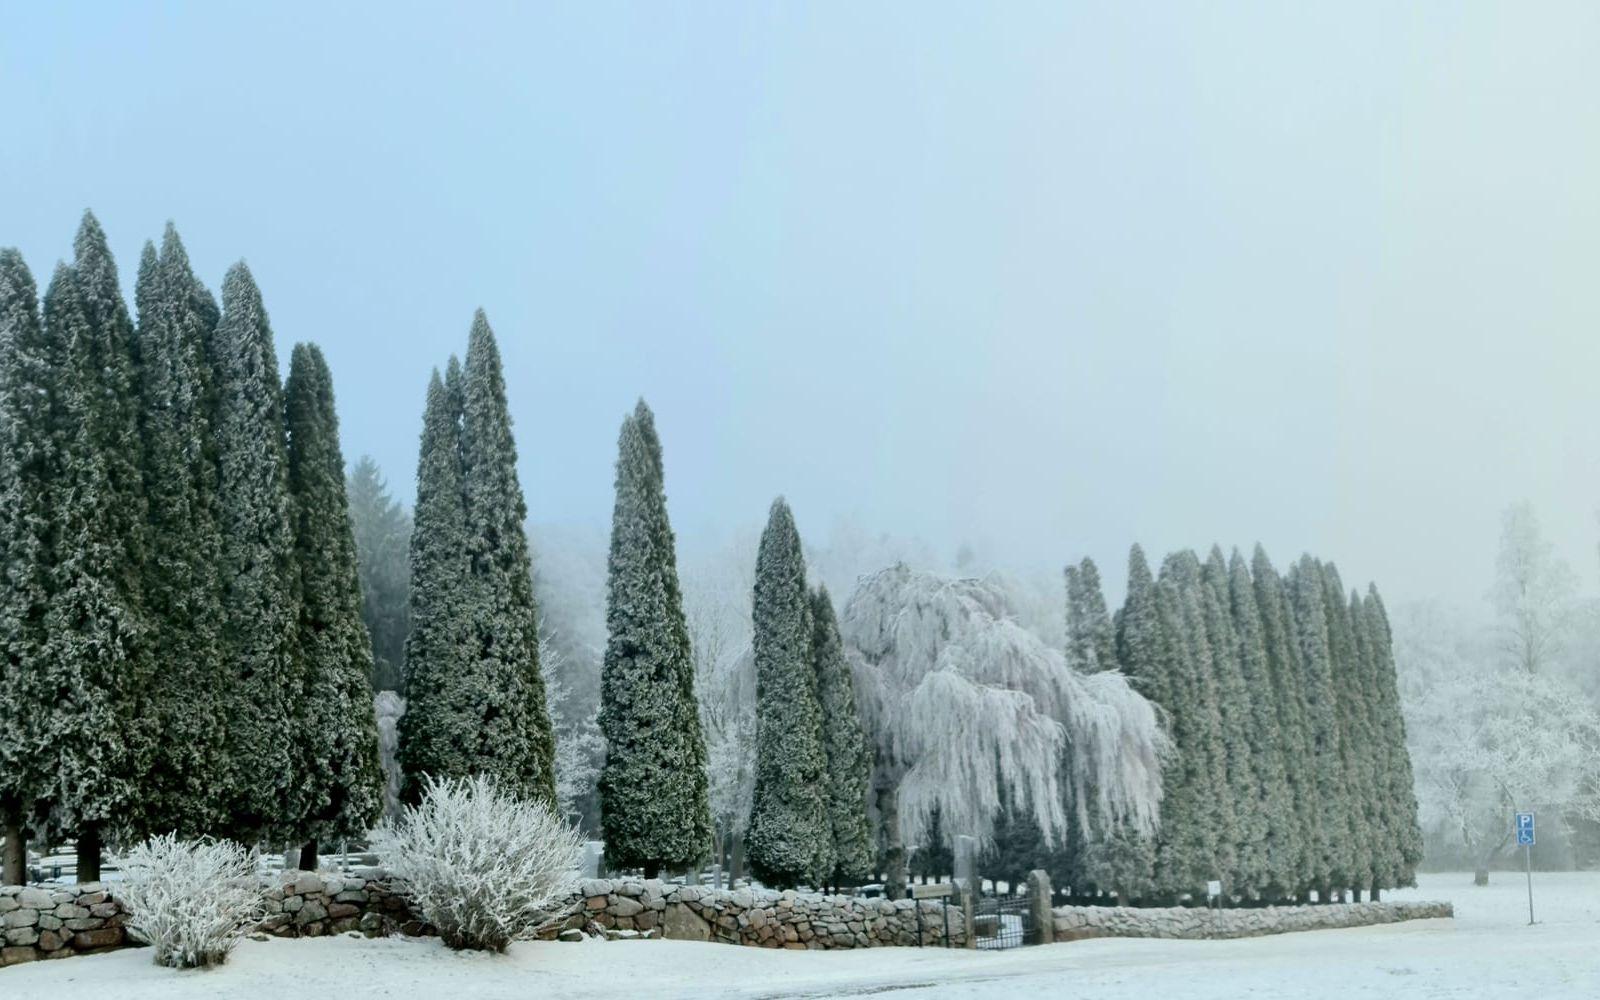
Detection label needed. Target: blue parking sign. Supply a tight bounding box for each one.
[1516,812,1535,846]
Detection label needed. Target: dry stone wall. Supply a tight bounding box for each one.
[1052,899,1453,942]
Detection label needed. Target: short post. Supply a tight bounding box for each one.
[1515,810,1536,926]
[1025,869,1053,946]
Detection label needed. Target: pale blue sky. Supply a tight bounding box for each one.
[3,2,1598,605]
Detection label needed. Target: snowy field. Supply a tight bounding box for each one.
[4,871,1596,999]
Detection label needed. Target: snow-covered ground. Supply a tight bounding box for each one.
[5,872,1596,999]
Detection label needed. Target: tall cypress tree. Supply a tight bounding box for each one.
[131,227,229,839]
[598,400,713,875]
[285,344,383,869]
[41,216,152,879]
[459,312,555,805]
[398,364,476,800]
[1227,550,1297,900]
[1318,562,1371,898]
[1091,544,1159,900]
[1202,547,1265,897]
[746,498,833,889]
[810,585,874,888]
[1066,557,1116,674]
[213,262,301,843]
[1363,585,1424,891]
[1251,546,1316,898]
[1286,556,1346,898]
[0,249,53,883]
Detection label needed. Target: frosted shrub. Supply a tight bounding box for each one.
[115,835,264,969]
[371,774,583,951]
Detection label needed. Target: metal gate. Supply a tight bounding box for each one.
[972,891,1030,950]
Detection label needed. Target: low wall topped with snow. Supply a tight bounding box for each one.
[1051,899,1453,942]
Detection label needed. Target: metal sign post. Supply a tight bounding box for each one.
[1515,811,1535,925]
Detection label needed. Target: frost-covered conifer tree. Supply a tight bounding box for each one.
[1287,556,1348,898]
[284,344,383,869]
[459,313,556,805]
[1319,563,1372,898]
[0,249,52,884]
[1362,586,1423,891]
[1066,557,1116,674]
[39,216,153,879]
[1251,546,1316,898]
[598,400,712,875]
[347,457,412,693]
[810,585,874,888]
[212,262,302,844]
[398,363,476,801]
[1226,550,1298,899]
[131,228,229,840]
[746,498,834,889]
[1202,547,1265,897]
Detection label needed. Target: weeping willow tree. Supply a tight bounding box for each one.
[840,564,1168,896]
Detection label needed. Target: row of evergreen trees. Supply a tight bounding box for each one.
[0,214,381,883]
[1059,545,1423,903]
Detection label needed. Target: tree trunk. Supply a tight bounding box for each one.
[643,861,661,879]
[877,781,906,901]
[1474,867,1489,886]
[1350,887,1363,903]
[77,825,102,883]
[2,809,24,886]
[1370,883,1381,902]
[301,839,319,872]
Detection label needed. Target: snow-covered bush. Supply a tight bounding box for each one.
[114,835,264,969]
[370,774,583,951]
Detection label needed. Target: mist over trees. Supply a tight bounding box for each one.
[347,456,411,693]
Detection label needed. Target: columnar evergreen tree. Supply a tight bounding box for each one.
[1318,563,1372,898]
[1286,556,1347,898]
[284,344,384,869]
[347,456,412,692]
[41,216,153,879]
[1347,589,1390,894]
[1362,586,1424,891]
[398,363,475,800]
[1251,546,1316,898]
[1202,548,1266,897]
[0,249,52,884]
[810,585,874,888]
[1226,551,1297,899]
[130,227,229,840]
[1066,557,1116,674]
[598,400,713,875]
[212,262,302,844]
[459,313,556,805]
[746,498,833,889]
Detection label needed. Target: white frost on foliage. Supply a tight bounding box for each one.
[114,835,264,969]
[374,690,406,823]
[370,774,583,952]
[841,564,1168,849]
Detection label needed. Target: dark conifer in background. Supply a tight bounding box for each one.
[810,585,874,888]
[347,456,412,693]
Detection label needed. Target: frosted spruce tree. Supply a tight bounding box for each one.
[810,585,874,888]
[1319,562,1372,899]
[285,344,383,869]
[39,216,153,880]
[0,249,52,884]
[1065,557,1116,674]
[347,456,412,692]
[459,313,556,804]
[131,227,229,840]
[598,400,713,875]
[1226,550,1298,899]
[399,363,475,800]
[212,262,302,843]
[746,498,834,889]
[1201,548,1265,897]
